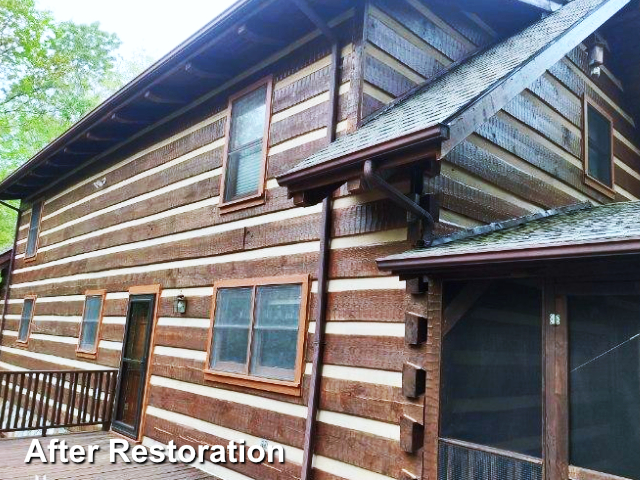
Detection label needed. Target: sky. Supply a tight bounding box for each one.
[37,0,238,61]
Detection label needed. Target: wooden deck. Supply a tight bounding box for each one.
[0,431,213,479]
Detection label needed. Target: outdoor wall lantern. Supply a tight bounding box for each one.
[174,294,187,315]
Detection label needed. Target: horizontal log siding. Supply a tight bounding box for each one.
[4,17,419,479]
[360,0,492,120]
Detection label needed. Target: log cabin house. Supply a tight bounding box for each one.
[0,0,639,479]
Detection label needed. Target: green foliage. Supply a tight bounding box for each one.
[0,0,150,249]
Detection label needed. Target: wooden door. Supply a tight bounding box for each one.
[112,293,156,439]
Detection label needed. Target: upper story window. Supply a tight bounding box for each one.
[77,290,106,356]
[25,201,43,260]
[205,275,309,395]
[17,296,36,344]
[584,100,614,194]
[221,78,273,209]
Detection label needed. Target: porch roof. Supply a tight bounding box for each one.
[278,0,632,195]
[377,201,640,274]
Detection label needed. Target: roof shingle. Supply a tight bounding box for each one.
[282,0,617,178]
[380,201,640,263]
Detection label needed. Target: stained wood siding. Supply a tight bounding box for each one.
[360,0,496,120]
[4,2,640,480]
[2,13,408,480]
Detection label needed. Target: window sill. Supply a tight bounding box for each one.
[584,174,616,199]
[218,192,265,214]
[203,370,301,396]
[76,349,98,359]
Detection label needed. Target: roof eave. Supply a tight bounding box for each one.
[277,124,449,193]
[0,0,268,200]
[377,238,640,275]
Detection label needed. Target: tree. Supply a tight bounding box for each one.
[0,0,148,248]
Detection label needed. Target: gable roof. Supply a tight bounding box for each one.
[278,0,631,193]
[377,200,640,273]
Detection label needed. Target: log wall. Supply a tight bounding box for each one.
[2,1,640,480]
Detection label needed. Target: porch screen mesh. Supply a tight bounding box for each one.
[439,441,543,480]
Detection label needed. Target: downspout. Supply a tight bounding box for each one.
[0,202,21,356]
[293,1,340,478]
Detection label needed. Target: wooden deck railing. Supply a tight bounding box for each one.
[0,370,117,436]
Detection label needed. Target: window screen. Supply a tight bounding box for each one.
[224,84,269,202]
[587,105,613,187]
[441,281,543,458]
[17,297,35,343]
[25,201,43,259]
[78,294,104,353]
[208,280,304,382]
[568,294,640,478]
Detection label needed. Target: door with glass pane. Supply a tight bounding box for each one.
[558,284,640,480]
[112,293,156,439]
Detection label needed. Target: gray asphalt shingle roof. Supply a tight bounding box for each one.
[284,0,613,176]
[381,201,640,262]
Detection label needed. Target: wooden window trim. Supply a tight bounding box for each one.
[15,295,37,346]
[76,289,107,358]
[218,76,273,214]
[204,274,310,396]
[24,201,44,263]
[583,96,616,199]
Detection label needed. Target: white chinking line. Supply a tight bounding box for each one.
[8,275,405,299]
[10,241,321,290]
[14,220,404,278]
[148,376,400,441]
[144,406,396,480]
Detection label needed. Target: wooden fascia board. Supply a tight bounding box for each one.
[440,0,632,159]
[278,124,448,194]
[377,237,640,274]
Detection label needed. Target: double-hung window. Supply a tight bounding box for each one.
[584,99,614,194]
[220,78,272,209]
[16,296,36,344]
[25,201,43,260]
[205,275,309,395]
[77,290,106,356]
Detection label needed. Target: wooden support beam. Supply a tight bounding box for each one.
[443,281,491,337]
[292,183,341,207]
[400,415,424,454]
[405,313,428,346]
[346,177,366,195]
[402,362,426,398]
[110,113,151,125]
[63,147,97,156]
[183,62,231,81]
[237,24,285,47]
[406,276,427,295]
[85,132,118,142]
[143,90,186,105]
